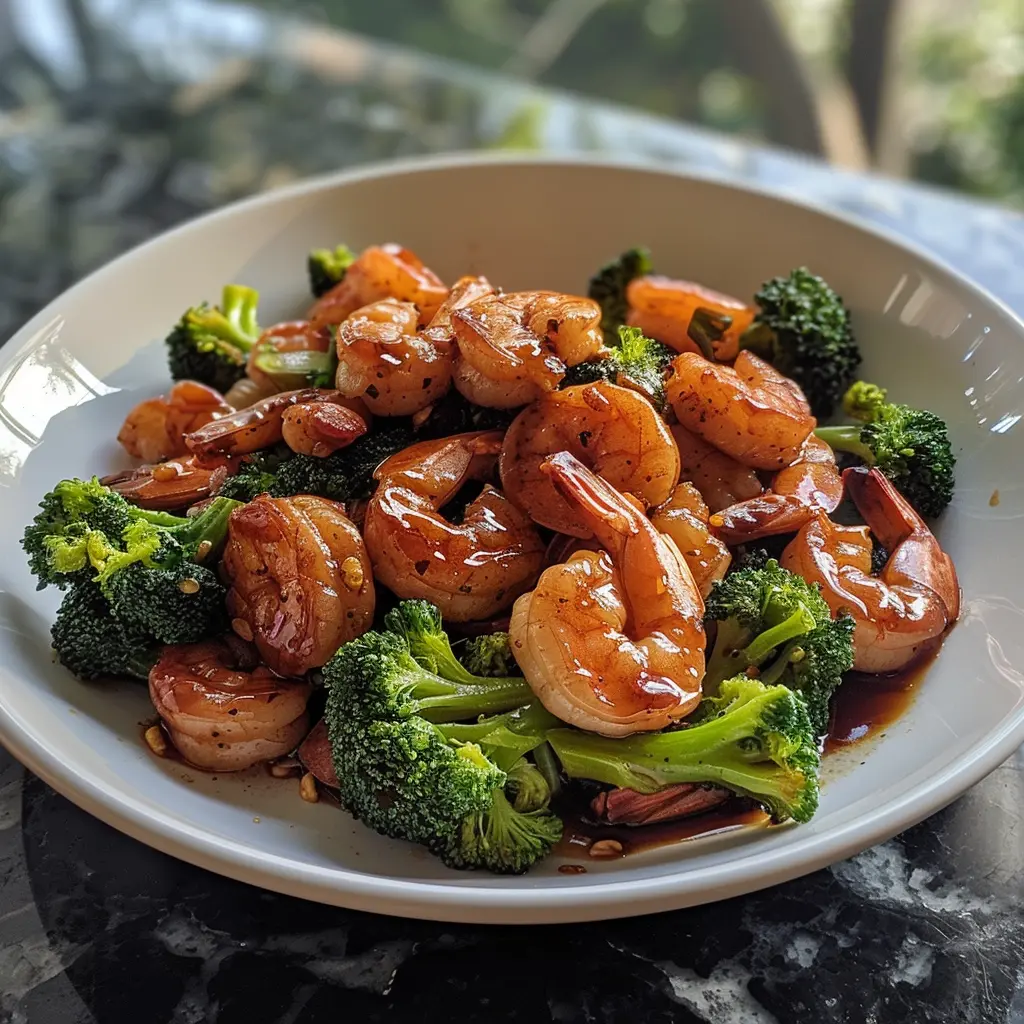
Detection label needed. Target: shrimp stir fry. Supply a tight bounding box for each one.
[223,495,375,677]
[452,290,604,408]
[149,640,312,771]
[36,239,966,875]
[510,452,705,738]
[500,381,680,537]
[782,467,960,673]
[118,381,232,463]
[364,431,545,621]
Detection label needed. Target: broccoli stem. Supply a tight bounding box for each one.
[742,605,817,667]
[548,689,803,805]
[757,639,805,686]
[408,671,535,722]
[815,425,876,465]
[221,284,260,347]
[688,307,731,360]
[704,618,752,695]
[532,741,563,798]
[172,495,239,553]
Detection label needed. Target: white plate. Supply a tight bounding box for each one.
[0,154,1022,924]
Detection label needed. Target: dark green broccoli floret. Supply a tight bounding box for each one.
[219,425,414,502]
[50,583,160,682]
[308,244,356,298]
[561,326,675,409]
[741,268,860,419]
[323,603,560,872]
[704,558,853,736]
[548,675,820,824]
[815,380,955,518]
[104,562,228,645]
[412,390,518,437]
[587,247,653,334]
[461,632,519,678]
[166,284,261,393]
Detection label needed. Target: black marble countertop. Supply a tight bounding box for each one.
[2,3,1024,1022]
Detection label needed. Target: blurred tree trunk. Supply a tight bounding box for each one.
[846,0,900,153]
[719,0,825,157]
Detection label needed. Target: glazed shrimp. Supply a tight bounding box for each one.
[149,640,312,771]
[709,434,843,544]
[452,291,605,408]
[334,277,493,416]
[671,425,762,514]
[781,467,960,673]
[363,431,545,621]
[627,275,755,360]
[223,495,375,676]
[185,388,367,458]
[118,381,232,463]
[309,244,448,329]
[650,482,732,596]
[499,381,680,537]
[667,350,815,471]
[509,452,705,738]
[102,454,237,512]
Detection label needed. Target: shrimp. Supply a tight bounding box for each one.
[118,381,232,463]
[223,495,375,676]
[452,291,605,408]
[626,275,755,360]
[509,452,705,737]
[708,434,843,544]
[309,244,448,329]
[650,482,732,596]
[363,431,545,622]
[333,277,493,416]
[246,320,333,394]
[149,640,312,772]
[780,467,960,673]
[102,454,237,511]
[185,388,367,458]
[499,381,680,537]
[667,350,815,471]
[671,425,762,514]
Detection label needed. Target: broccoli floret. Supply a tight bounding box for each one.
[561,326,675,409]
[704,559,853,735]
[308,244,356,298]
[104,561,228,645]
[412,390,518,437]
[50,583,160,681]
[219,425,414,503]
[25,478,239,644]
[461,632,519,678]
[166,284,261,392]
[587,247,653,334]
[816,381,955,518]
[741,268,861,419]
[548,675,820,824]
[323,604,560,871]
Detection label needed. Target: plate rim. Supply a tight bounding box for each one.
[2,151,1022,924]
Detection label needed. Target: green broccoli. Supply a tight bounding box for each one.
[50,583,160,682]
[104,562,228,645]
[461,632,519,678]
[251,344,338,390]
[308,244,356,298]
[703,558,853,736]
[561,326,675,409]
[24,478,239,645]
[322,604,561,872]
[740,268,860,419]
[548,675,820,824]
[815,380,955,518]
[166,284,261,393]
[587,247,653,334]
[219,425,414,502]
